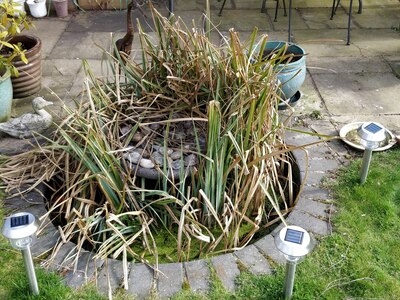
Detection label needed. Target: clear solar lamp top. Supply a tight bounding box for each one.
[2,212,38,241]
[357,122,386,149]
[275,225,314,259]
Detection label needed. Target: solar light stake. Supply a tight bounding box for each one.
[359,147,373,184]
[2,212,39,295]
[21,244,39,295]
[275,226,314,299]
[357,122,386,184]
[283,259,297,299]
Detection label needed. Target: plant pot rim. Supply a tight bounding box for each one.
[264,41,306,58]
[9,34,41,43]
[7,35,41,58]
[265,40,306,50]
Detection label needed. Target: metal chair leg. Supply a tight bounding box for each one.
[347,0,353,45]
[274,0,279,21]
[274,0,287,21]
[330,0,360,44]
[168,0,174,17]
[331,0,362,19]
[358,0,362,14]
[283,0,287,16]
[218,0,227,16]
[261,0,267,13]
[288,0,292,42]
[330,0,338,19]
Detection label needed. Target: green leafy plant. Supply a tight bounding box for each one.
[0,0,32,77]
[0,3,301,283]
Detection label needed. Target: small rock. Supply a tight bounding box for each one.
[132,132,143,142]
[123,152,141,164]
[184,154,198,167]
[170,151,182,160]
[171,160,182,170]
[149,123,161,131]
[173,131,186,140]
[158,147,173,155]
[139,158,155,169]
[120,125,132,136]
[151,152,164,165]
[152,144,161,152]
[134,148,150,158]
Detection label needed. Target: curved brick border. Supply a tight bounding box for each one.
[3,121,345,299]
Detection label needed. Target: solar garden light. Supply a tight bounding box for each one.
[357,122,386,184]
[2,212,39,295]
[275,225,314,300]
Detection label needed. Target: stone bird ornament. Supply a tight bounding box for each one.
[0,97,53,139]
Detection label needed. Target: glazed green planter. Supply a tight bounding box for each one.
[0,68,13,122]
[263,41,306,100]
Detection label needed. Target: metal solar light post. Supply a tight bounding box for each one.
[2,212,39,295]
[275,225,314,300]
[357,122,386,184]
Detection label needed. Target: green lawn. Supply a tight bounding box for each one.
[233,147,400,299]
[1,148,400,299]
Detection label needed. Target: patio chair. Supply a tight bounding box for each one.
[330,0,363,44]
[331,0,362,19]
[271,0,363,22]
[272,0,363,44]
[270,0,287,21]
[218,0,270,16]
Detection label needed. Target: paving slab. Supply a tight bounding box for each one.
[63,251,104,288]
[28,18,70,58]
[156,262,184,298]
[30,227,61,257]
[313,72,400,115]
[294,191,330,218]
[127,263,155,300]
[210,9,273,32]
[44,241,77,272]
[286,210,330,236]
[254,234,287,265]
[234,244,272,275]
[307,56,393,74]
[97,258,129,295]
[210,253,240,292]
[184,259,211,293]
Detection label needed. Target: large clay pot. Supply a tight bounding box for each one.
[53,0,68,17]
[0,67,13,122]
[10,35,42,98]
[263,41,306,100]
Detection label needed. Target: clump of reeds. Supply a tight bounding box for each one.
[0,4,299,274]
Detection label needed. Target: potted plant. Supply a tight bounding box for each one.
[0,0,42,99]
[263,41,307,106]
[0,65,13,122]
[0,0,28,121]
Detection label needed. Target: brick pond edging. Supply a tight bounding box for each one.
[2,120,347,299]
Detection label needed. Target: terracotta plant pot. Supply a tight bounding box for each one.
[9,35,42,98]
[53,0,68,17]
